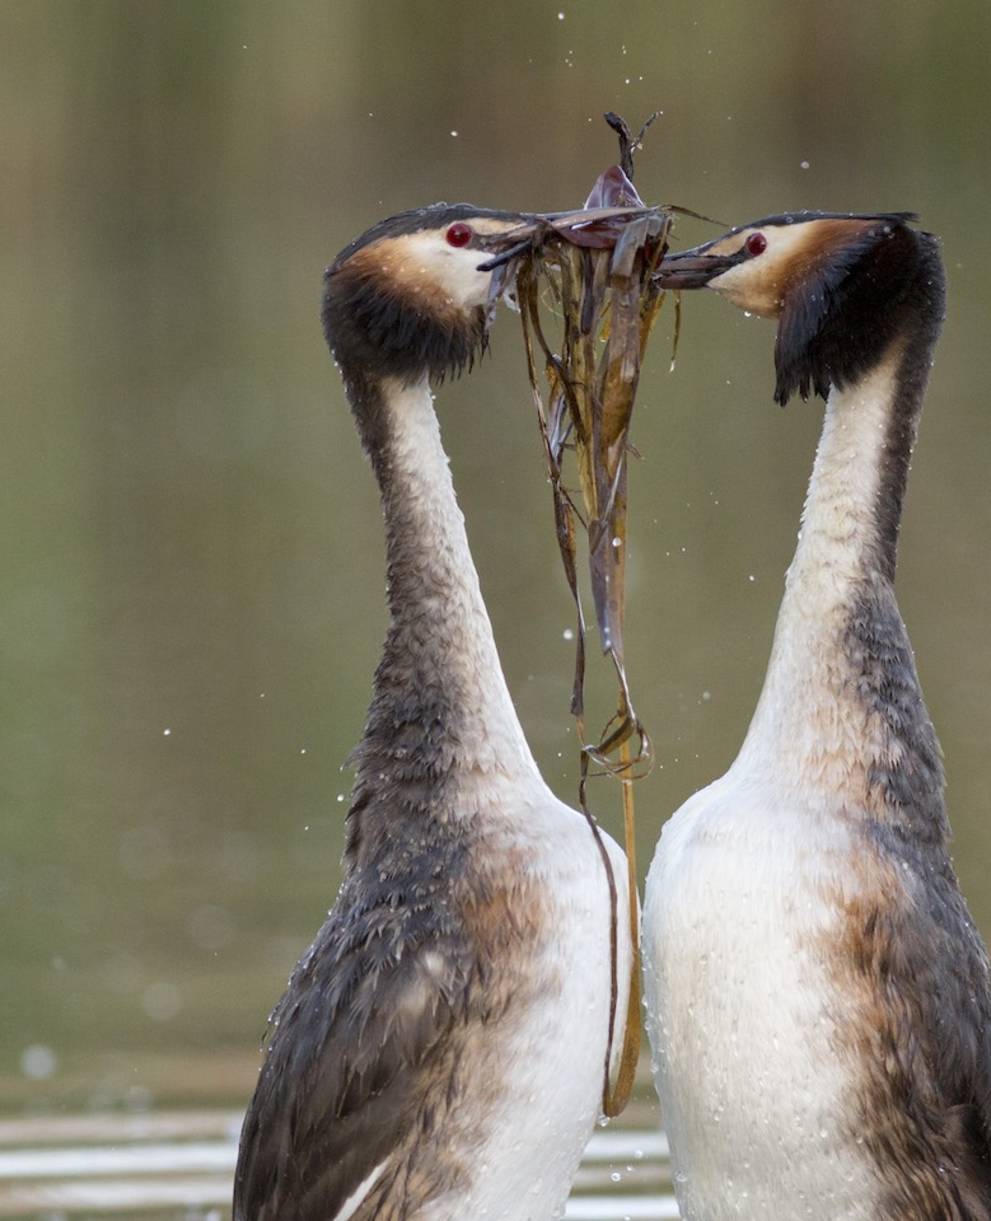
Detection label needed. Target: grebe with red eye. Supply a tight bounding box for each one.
[232,201,650,1221]
[649,214,991,1218]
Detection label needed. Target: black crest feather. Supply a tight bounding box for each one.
[322,267,487,387]
[774,218,925,405]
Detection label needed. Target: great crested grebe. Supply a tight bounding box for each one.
[232,203,637,1220]
[648,213,991,1218]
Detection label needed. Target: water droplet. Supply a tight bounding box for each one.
[800,159,811,169]
[562,627,574,641]
[21,1045,57,1080]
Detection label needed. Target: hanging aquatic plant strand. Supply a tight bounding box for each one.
[515,114,675,1115]
[477,112,708,1114]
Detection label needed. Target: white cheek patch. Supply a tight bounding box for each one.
[709,260,781,317]
[398,230,492,309]
[709,238,797,317]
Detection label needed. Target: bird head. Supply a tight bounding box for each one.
[323,204,549,386]
[656,211,938,404]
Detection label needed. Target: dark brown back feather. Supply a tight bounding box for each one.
[233,857,476,1219]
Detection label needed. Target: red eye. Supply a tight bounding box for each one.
[446,222,473,248]
[745,232,768,256]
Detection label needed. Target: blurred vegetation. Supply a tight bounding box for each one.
[2,0,990,1112]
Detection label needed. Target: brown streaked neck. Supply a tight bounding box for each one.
[737,327,944,824]
[344,370,540,867]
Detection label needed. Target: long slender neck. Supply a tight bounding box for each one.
[345,373,540,866]
[737,329,945,834]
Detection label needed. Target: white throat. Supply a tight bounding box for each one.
[379,376,540,784]
[735,346,903,788]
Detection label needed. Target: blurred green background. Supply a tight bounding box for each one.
[3,0,990,1114]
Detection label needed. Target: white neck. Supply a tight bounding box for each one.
[736,346,903,790]
[375,376,540,784]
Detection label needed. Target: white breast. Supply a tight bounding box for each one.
[431,786,632,1221]
[643,767,879,1220]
